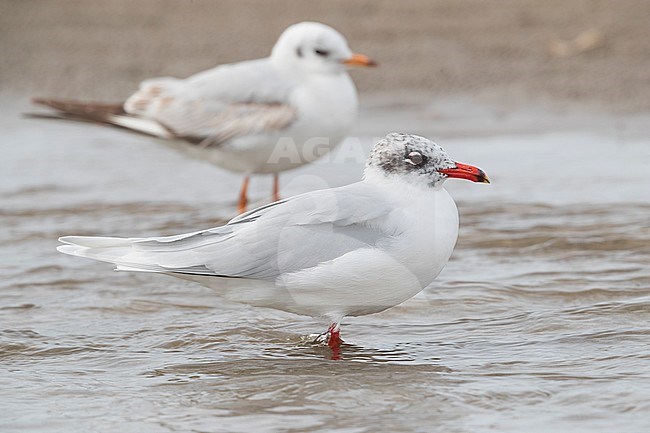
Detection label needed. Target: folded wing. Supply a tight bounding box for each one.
[32,59,298,146]
[123,59,297,146]
[58,183,395,280]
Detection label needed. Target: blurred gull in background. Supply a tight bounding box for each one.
[31,21,376,213]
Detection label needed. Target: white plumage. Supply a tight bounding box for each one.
[117,20,367,174]
[33,21,375,212]
[58,133,490,341]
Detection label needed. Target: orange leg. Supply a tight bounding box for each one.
[272,173,281,203]
[237,176,250,214]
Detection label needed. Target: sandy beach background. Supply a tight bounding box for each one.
[2,0,649,112]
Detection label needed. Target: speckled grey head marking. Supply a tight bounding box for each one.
[365,133,456,187]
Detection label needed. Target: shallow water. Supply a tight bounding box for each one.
[1,98,649,432]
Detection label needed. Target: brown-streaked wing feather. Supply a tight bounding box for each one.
[29,98,297,148]
[176,102,298,148]
[28,98,174,139]
[31,98,125,123]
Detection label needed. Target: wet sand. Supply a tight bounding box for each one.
[2,0,650,111]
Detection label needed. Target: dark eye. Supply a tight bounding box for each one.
[314,48,330,57]
[406,151,424,166]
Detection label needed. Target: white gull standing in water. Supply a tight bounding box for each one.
[57,133,489,352]
[31,21,376,213]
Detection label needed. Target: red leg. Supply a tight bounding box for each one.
[237,176,250,214]
[327,323,342,360]
[272,173,281,203]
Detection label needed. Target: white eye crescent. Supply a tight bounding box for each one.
[406,151,423,166]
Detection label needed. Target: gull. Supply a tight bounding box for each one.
[31,21,376,213]
[57,133,489,350]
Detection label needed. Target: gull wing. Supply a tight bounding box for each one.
[31,58,297,146]
[60,183,396,279]
[123,58,297,146]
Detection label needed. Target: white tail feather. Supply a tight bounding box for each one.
[59,236,135,248]
[57,237,163,273]
[107,115,173,139]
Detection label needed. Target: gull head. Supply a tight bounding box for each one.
[364,133,490,188]
[271,22,376,75]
